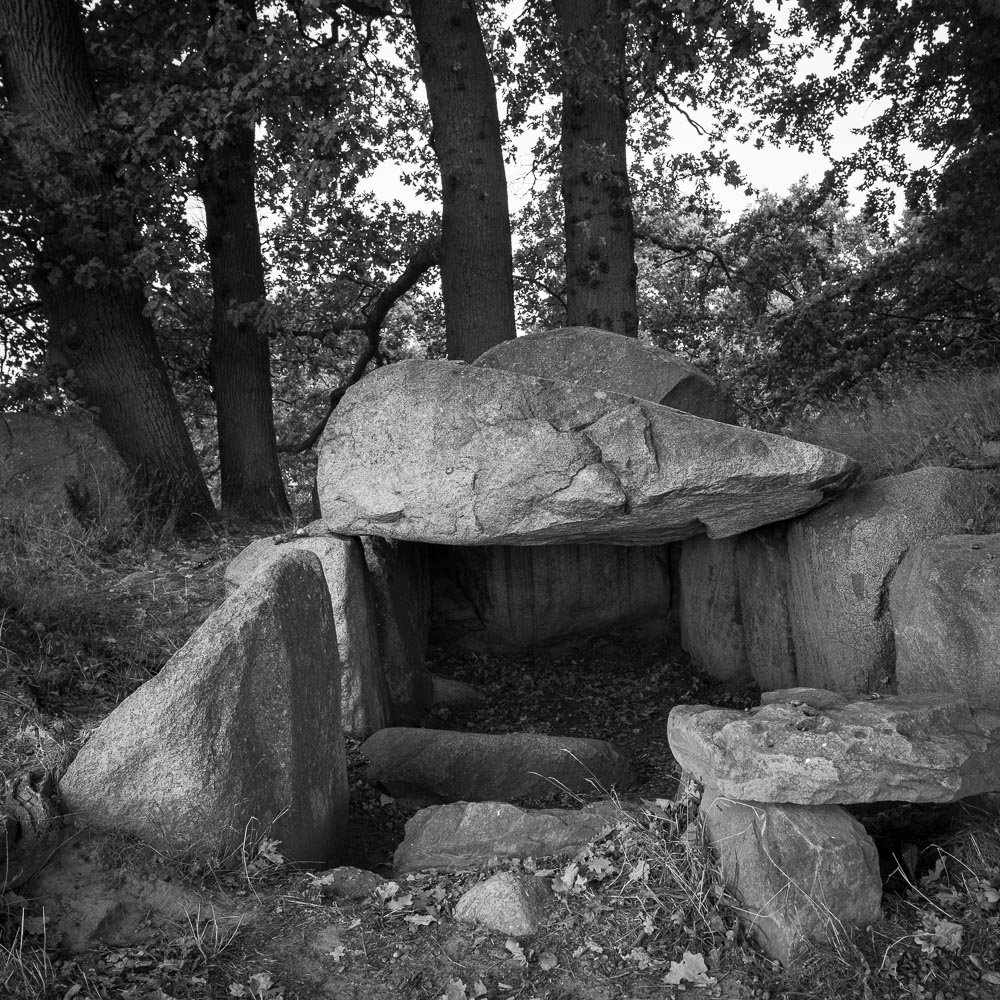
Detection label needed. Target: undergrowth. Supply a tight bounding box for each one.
[784,366,1000,482]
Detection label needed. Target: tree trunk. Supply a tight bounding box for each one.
[198,0,290,521]
[410,0,516,361]
[0,0,214,519]
[553,0,638,337]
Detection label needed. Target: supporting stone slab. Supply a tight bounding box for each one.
[700,787,882,966]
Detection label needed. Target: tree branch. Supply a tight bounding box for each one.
[634,227,733,280]
[513,271,567,310]
[278,238,441,454]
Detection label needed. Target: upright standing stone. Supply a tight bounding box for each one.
[786,467,987,693]
[890,534,1000,708]
[735,525,797,691]
[679,536,750,682]
[226,527,389,736]
[700,788,881,966]
[59,552,348,865]
[430,543,671,651]
[360,536,434,724]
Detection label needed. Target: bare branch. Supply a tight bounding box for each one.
[278,238,441,454]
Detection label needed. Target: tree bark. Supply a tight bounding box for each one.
[0,0,215,519]
[410,0,516,361]
[553,0,638,337]
[198,0,290,521]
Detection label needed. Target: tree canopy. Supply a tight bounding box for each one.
[2,0,998,516]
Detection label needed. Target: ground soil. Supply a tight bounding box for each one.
[4,527,1000,1000]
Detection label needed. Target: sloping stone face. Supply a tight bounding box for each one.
[473,326,738,424]
[394,800,618,874]
[429,542,671,651]
[700,788,881,966]
[59,552,348,865]
[1,410,131,531]
[735,525,797,691]
[786,467,988,694]
[679,536,750,682]
[318,361,860,546]
[668,688,1000,805]
[225,528,389,736]
[891,534,1000,707]
[362,728,633,804]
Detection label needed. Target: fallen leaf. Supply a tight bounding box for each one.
[664,950,716,987]
[441,979,467,1000]
[505,938,528,967]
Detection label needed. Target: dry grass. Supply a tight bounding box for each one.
[784,367,1000,482]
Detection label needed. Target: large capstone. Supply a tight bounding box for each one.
[317,361,860,546]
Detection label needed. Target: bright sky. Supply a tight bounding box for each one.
[360,78,885,222]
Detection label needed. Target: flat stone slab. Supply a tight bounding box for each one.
[363,728,633,804]
[394,800,618,874]
[317,361,860,546]
[668,688,1000,805]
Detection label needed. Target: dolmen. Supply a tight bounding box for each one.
[668,688,1000,964]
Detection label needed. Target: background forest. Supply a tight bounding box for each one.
[3,0,1000,524]
[5,4,1000,999]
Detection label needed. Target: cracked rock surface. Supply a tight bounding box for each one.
[668,687,1000,805]
[317,361,860,546]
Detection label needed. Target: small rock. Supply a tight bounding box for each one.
[430,674,484,707]
[454,870,549,937]
[313,866,386,901]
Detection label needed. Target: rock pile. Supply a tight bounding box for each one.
[668,687,1000,963]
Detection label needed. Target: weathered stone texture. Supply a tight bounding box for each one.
[669,688,1000,805]
[454,870,550,937]
[700,788,881,965]
[679,535,750,682]
[60,552,348,865]
[474,326,738,424]
[786,467,988,693]
[226,528,389,736]
[891,533,1000,708]
[430,542,671,651]
[362,728,633,804]
[394,800,618,874]
[735,525,797,691]
[318,361,859,546]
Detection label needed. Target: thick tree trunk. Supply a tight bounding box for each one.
[410,0,516,361]
[198,1,290,521]
[553,0,638,337]
[0,0,214,519]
